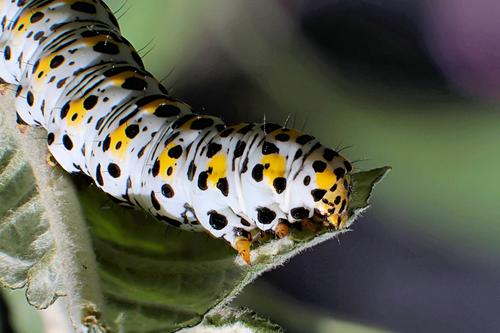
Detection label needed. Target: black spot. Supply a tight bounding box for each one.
[93,41,119,55]
[219,127,234,137]
[216,177,229,196]
[49,55,64,68]
[131,50,143,66]
[311,189,327,202]
[295,150,303,162]
[256,207,276,224]
[191,117,214,130]
[344,160,352,172]
[237,123,254,134]
[125,124,140,138]
[107,10,120,27]
[31,60,40,74]
[47,132,54,145]
[334,196,341,205]
[103,65,143,77]
[26,91,34,106]
[303,175,311,186]
[4,45,10,60]
[330,184,337,192]
[137,146,146,158]
[71,113,78,121]
[166,166,173,176]
[15,85,21,97]
[102,135,111,152]
[208,211,228,230]
[261,123,281,133]
[33,31,44,40]
[83,95,98,110]
[296,135,314,145]
[157,215,182,227]
[206,143,222,158]
[56,77,67,88]
[71,1,97,13]
[275,133,290,142]
[163,131,180,147]
[150,191,161,210]
[152,160,160,177]
[234,141,246,158]
[312,160,327,173]
[96,164,104,186]
[121,77,147,90]
[198,171,208,190]
[172,114,196,129]
[291,207,310,220]
[334,167,346,178]
[62,135,73,150]
[340,199,347,213]
[60,102,70,119]
[262,141,279,155]
[323,148,338,161]
[154,104,180,117]
[252,164,264,182]
[235,228,250,238]
[161,184,174,198]
[168,145,183,159]
[114,141,122,150]
[108,163,121,178]
[30,11,44,23]
[187,161,196,181]
[240,218,251,227]
[273,177,287,194]
[241,157,249,173]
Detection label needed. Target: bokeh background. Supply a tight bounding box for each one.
[93,0,500,332]
[4,0,500,332]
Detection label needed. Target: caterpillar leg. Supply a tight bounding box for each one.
[192,201,254,264]
[301,219,318,232]
[46,151,58,167]
[17,123,28,134]
[274,219,290,238]
[223,227,253,265]
[249,203,286,232]
[0,83,9,95]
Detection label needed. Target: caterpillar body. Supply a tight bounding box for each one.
[0,0,352,263]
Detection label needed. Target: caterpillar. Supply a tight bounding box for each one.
[0,0,352,263]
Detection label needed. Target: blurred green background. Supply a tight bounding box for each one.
[4,0,500,332]
[103,1,500,332]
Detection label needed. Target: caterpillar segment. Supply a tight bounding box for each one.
[0,0,353,264]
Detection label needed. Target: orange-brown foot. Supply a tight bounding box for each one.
[17,123,28,134]
[301,219,318,233]
[0,83,9,95]
[275,221,289,238]
[46,152,58,167]
[235,238,251,265]
[338,213,349,229]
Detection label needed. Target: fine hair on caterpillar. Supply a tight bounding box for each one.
[0,0,353,264]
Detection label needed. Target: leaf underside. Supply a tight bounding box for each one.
[0,89,390,332]
[80,166,390,332]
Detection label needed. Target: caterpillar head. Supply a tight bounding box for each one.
[288,146,353,229]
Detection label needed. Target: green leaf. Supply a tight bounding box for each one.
[348,166,392,219]
[189,307,283,333]
[79,166,389,332]
[1,86,389,332]
[0,90,105,330]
